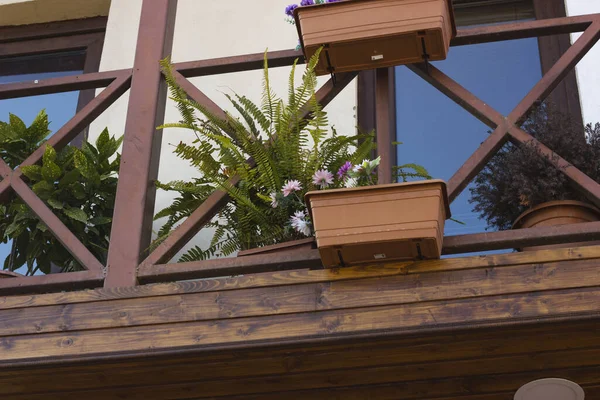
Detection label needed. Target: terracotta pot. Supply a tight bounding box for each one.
[237,237,316,257]
[513,200,600,251]
[306,180,450,267]
[294,0,457,75]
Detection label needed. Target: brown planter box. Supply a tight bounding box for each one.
[306,180,450,267]
[237,237,316,257]
[294,0,456,75]
[513,200,600,251]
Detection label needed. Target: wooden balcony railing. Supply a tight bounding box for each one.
[0,0,599,295]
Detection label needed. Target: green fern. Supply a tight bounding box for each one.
[155,48,429,263]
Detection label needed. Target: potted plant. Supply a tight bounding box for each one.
[157,49,448,265]
[286,0,456,75]
[470,105,600,251]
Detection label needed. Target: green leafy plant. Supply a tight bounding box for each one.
[470,104,600,231]
[155,48,430,262]
[0,111,121,275]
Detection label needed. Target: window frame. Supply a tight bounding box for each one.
[0,16,107,145]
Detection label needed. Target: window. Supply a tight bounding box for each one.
[0,17,106,273]
[395,0,546,243]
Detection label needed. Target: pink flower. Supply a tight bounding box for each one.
[269,192,278,208]
[282,180,302,197]
[312,169,334,188]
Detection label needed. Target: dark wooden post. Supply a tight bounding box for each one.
[533,0,584,129]
[375,67,396,184]
[105,0,178,288]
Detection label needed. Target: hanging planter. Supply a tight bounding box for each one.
[306,180,450,267]
[512,200,600,251]
[293,0,457,75]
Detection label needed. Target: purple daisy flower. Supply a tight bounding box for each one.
[285,4,299,16]
[337,161,353,179]
[300,0,314,6]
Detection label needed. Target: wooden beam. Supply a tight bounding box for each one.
[444,221,600,254]
[173,49,303,78]
[105,0,179,288]
[452,14,597,46]
[4,245,600,309]
[0,271,103,296]
[0,69,130,100]
[375,67,395,184]
[533,0,584,128]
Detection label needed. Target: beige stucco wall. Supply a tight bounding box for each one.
[89,0,358,259]
[565,0,600,125]
[0,0,109,26]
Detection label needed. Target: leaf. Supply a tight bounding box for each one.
[31,180,55,197]
[88,216,112,226]
[96,128,111,156]
[58,169,81,188]
[74,149,99,180]
[20,165,42,181]
[63,207,88,224]
[47,198,64,210]
[42,145,57,164]
[41,160,62,182]
[36,221,49,232]
[9,113,26,135]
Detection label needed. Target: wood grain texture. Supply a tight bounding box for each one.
[2,258,599,337]
[3,245,599,310]
[2,286,600,365]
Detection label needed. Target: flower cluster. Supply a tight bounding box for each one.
[269,157,381,237]
[285,0,340,18]
[285,0,341,49]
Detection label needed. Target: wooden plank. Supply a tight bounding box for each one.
[105,0,179,288]
[0,17,107,43]
[4,358,600,399]
[140,249,322,283]
[0,32,102,58]
[443,221,600,254]
[452,14,596,46]
[0,69,130,100]
[1,321,598,395]
[2,326,600,396]
[1,286,600,365]
[181,380,600,400]
[4,245,600,310]
[3,258,600,337]
[173,49,303,78]
[0,272,103,297]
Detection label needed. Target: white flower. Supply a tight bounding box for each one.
[312,169,334,189]
[290,210,312,236]
[282,180,302,197]
[345,177,358,188]
[269,192,278,208]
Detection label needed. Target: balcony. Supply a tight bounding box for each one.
[1,1,600,398]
